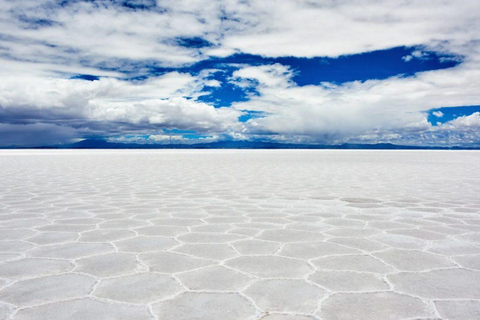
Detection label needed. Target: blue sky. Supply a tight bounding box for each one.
[0,0,480,147]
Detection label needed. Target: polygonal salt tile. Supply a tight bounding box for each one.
[115,236,178,252]
[0,229,37,241]
[132,213,170,220]
[0,274,95,307]
[26,232,78,245]
[75,253,140,277]
[341,197,381,204]
[347,203,384,209]
[388,269,480,299]
[173,244,238,260]
[177,266,253,291]
[12,298,153,320]
[27,243,113,259]
[229,228,262,237]
[191,224,233,233]
[135,226,189,237]
[94,273,183,303]
[232,240,280,255]
[204,217,248,224]
[226,256,312,278]
[388,229,447,240]
[94,213,132,220]
[425,216,461,224]
[234,223,280,230]
[153,292,256,320]
[423,225,468,235]
[79,229,136,242]
[259,315,314,320]
[251,217,289,224]
[373,249,454,271]
[324,218,366,227]
[324,228,382,237]
[257,229,325,243]
[171,211,208,219]
[279,242,360,259]
[328,238,388,252]
[308,271,389,292]
[285,223,331,233]
[0,241,34,253]
[177,233,245,243]
[0,258,74,280]
[450,224,480,232]
[366,221,413,230]
[318,292,431,320]
[0,219,49,229]
[0,214,42,221]
[451,255,480,270]
[0,278,8,287]
[99,219,149,229]
[36,225,95,232]
[0,253,21,263]
[0,303,12,319]
[372,234,428,250]
[55,218,103,225]
[344,213,392,222]
[44,211,91,219]
[152,218,204,227]
[139,252,214,273]
[312,255,395,273]
[244,279,324,313]
[435,300,480,320]
[429,240,480,255]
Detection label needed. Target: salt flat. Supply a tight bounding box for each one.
[0,150,479,320]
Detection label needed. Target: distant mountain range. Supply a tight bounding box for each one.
[7,139,477,150]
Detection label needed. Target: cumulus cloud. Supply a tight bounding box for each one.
[444,112,480,129]
[0,72,242,138]
[231,59,480,144]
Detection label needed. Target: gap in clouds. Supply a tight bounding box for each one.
[427,106,480,125]
[71,46,460,109]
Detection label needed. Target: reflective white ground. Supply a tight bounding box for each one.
[0,150,479,320]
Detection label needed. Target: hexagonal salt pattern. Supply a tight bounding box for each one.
[153,292,256,320]
[12,298,153,320]
[94,273,184,303]
[1,150,480,319]
[318,292,433,320]
[244,279,325,313]
[0,274,95,307]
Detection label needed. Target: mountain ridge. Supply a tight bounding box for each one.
[3,139,478,150]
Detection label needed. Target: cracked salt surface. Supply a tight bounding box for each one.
[0,150,479,320]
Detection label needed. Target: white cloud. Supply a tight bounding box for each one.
[0,72,195,110]
[0,72,242,135]
[230,60,480,144]
[87,97,241,132]
[1,0,480,146]
[443,112,480,129]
